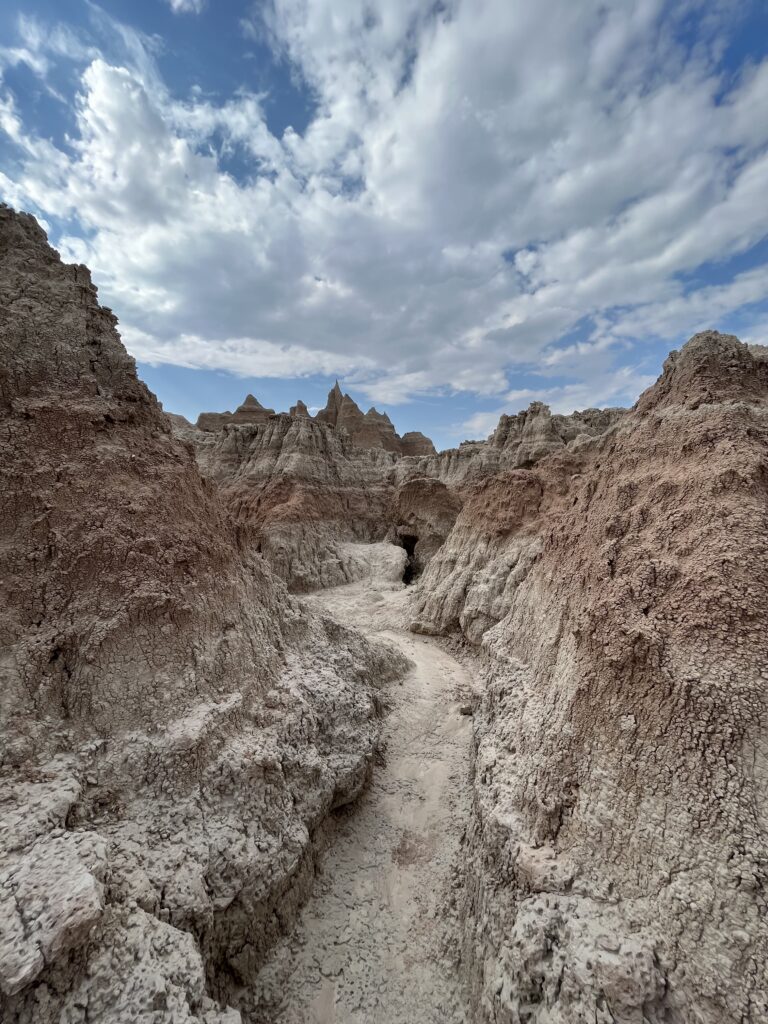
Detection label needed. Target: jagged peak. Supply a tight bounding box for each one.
[635,330,768,414]
[290,399,310,417]
[365,407,393,425]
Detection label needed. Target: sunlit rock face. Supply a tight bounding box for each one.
[197,394,276,431]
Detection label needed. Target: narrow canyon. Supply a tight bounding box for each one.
[252,567,474,1024]
[2,204,768,1024]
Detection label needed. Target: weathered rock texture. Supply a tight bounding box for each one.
[0,206,407,1023]
[196,379,437,457]
[3,198,766,1024]
[197,394,276,431]
[315,380,437,455]
[180,385,621,592]
[186,413,401,591]
[412,332,768,1023]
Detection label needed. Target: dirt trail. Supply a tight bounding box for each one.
[251,575,475,1024]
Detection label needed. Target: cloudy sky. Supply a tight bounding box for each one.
[1,0,768,448]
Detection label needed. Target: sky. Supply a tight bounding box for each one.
[1,1,768,449]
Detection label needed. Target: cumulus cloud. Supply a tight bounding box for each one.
[0,0,767,416]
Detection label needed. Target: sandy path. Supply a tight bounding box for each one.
[251,576,474,1024]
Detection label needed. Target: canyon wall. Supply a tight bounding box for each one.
[414,332,768,1022]
[189,333,768,1022]
[3,200,766,1024]
[180,412,401,590]
[0,206,407,1023]
[180,390,623,592]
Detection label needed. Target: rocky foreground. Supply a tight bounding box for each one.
[1,204,767,1023]
[0,207,408,1022]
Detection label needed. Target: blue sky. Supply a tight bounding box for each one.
[2,1,768,448]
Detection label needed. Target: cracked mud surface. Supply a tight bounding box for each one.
[250,578,475,1024]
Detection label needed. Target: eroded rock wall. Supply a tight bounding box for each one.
[181,393,617,592]
[0,206,408,1023]
[413,332,768,1022]
[185,412,400,590]
[195,380,438,457]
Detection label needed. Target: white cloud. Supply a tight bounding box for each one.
[603,264,768,344]
[1,1,767,413]
[122,325,376,378]
[167,0,206,14]
[459,410,505,441]
[504,366,659,415]
[461,365,658,439]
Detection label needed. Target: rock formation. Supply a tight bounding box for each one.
[181,332,768,1021]
[197,394,276,431]
[195,380,437,457]
[0,205,407,1023]
[412,331,768,1023]
[3,199,766,1024]
[314,381,437,455]
[179,387,622,592]
[188,412,400,591]
[400,429,437,457]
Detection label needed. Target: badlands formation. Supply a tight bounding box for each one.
[1,202,767,1024]
[193,384,436,458]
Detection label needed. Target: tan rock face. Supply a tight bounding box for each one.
[0,205,407,1023]
[636,329,768,413]
[181,395,630,592]
[400,430,437,456]
[489,400,625,465]
[315,383,439,455]
[187,411,400,590]
[0,207,282,753]
[394,478,463,574]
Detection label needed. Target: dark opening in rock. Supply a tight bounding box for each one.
[400,534,418,585]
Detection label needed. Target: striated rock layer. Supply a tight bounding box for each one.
[195,379,437,457]
[413,332,768,1022]
[314,379,437,455]
[185,412,401,591]
[179,387,622,592]
[196,394,276,432]
[0,206,407,1023]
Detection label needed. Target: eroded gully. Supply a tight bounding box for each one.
[251,573,476,1024]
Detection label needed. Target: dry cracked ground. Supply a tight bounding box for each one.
[252,573,475,1024]
[3,204,768,1024]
